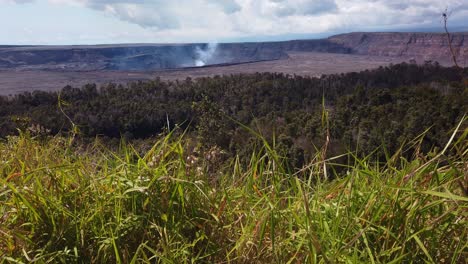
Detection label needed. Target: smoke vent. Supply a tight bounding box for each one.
[194,43,218,67]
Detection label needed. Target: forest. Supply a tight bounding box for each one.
[1,62,467,263]
[1,62,466,167]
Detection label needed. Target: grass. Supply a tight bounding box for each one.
[0,122,467,263]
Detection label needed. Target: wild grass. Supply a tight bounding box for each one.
[0,121,467,263]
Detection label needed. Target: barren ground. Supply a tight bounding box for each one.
[0,52,415,95]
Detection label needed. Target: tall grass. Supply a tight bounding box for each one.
[1,120,467,263]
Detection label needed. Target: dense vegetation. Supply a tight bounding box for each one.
[0,124,467,263]
[1,62,467,167]
[0,63,467,262]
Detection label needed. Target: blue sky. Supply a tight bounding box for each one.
[1,0,467,44]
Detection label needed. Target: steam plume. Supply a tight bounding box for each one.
[195,43,218,67]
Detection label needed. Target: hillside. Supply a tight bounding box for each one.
[1,63,466,164]
[1,63,467,262]
[1,57,467,263]
[1,124,466,263]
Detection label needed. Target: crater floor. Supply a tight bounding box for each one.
[0,52,418,95]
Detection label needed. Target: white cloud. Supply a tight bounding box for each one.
[4,0,468,42]
[59,0,468,34]
[0,0,34,3]
[334,0,468,30]
[262,0,337,17]
[207,0,241,14]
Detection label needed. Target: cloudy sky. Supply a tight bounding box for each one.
[1,0,467,44]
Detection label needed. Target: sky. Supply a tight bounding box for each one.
[1,0,467,45]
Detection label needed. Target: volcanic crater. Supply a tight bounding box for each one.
[0,32,467,94]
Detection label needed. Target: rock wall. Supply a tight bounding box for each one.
[329,32,468,65]
[1,32,467,71]
[0,44,290,71]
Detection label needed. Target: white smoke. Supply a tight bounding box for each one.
[194,43,218,67]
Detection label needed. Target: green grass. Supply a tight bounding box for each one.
[1,124,467,263]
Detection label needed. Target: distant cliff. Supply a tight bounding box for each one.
[328,32,468,65]
[0,32,466,71]
[0,44,290,71]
